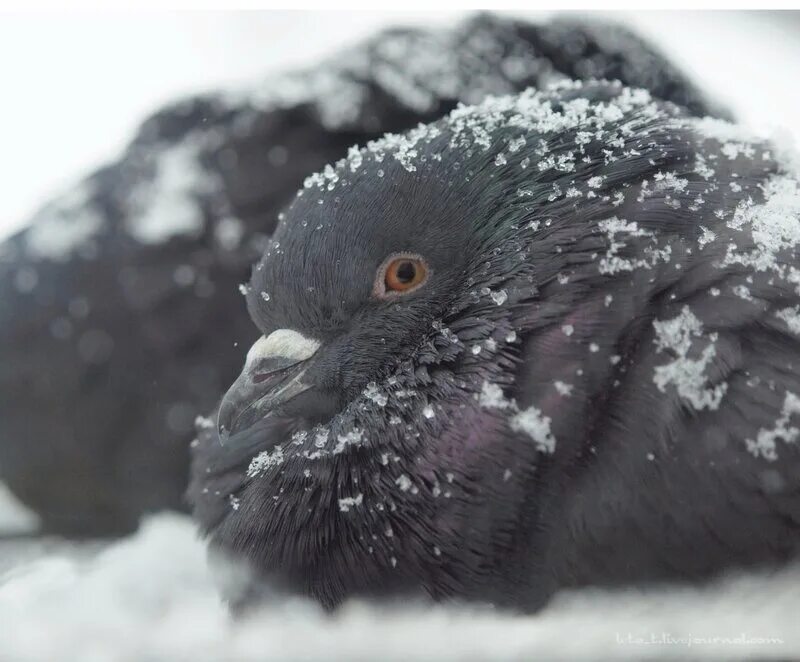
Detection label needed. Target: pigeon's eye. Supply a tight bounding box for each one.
[374,253,430,298]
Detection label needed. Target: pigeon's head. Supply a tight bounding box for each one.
[217,81,686,444]
[217,132,508,440]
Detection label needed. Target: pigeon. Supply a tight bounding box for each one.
[0,14,726,536]
[189,80,800,612]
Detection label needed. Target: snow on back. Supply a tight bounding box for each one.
[478,380,557,454]
[746,392,800,461]
[692,116,758,146]
[125,140,218,245]
[776,306,800,335]
[25,182,103,261]
[652,306,727,411]
[478,381,512,410]
[721,175,800,289]
[228,19,550,132]
[510,406,556,454]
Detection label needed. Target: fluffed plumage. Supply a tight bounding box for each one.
[190,80,800,612]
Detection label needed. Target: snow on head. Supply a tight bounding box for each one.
[301,80,662,196]
[596,217,671,275]
[652,306,728,411]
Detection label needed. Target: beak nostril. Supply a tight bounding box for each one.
[217,330,320,446]
[251,358,297,384]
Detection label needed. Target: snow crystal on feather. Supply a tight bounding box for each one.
[596,217,659,275]
[691,116,759,147]
[652,306,728,410]
[478,380,556,453]
[338,494,363,512]
[302,81,662,194]
[776,306,800,335]
[478,381,512,409]
[721,175,800,292]
[25,181,103,262]
[510,406,556,454]
[746,392,800,461]
[247,446,285,477]
[692,116,759,160]
[125,140,218,244]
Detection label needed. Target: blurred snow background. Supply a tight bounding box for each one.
[1,10,799,661]
[0,10,799,242]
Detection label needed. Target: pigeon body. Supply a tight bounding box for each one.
[190,80,800,611]
[0,15,724,536]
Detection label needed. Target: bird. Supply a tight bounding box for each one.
[0,14,726,537]
[189,79,800,613]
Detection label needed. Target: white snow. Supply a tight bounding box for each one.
[125,140,218,245]
[478,380,557,452]
[745,391,800,461]
[0,483,39,534]
[338,494,364,512]
[490,289,508,306]
[247,446,285,477]
[721,175,800,289]
[24,182,103,261]
[2,514,797,661]
[554,381,574,396]
[596,217,670,276]
[652,306,728,411]
[510,406,557,453]
[363,382,389,407]
[776,306,800,335]
[334,429,364,454]
[478,381,512,410]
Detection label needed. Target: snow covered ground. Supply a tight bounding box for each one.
[1,11,800,661]
[0,514,797,661]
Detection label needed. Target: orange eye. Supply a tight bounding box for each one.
[375,253,430,298]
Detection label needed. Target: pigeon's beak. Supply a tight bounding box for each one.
[217,329,320,445]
